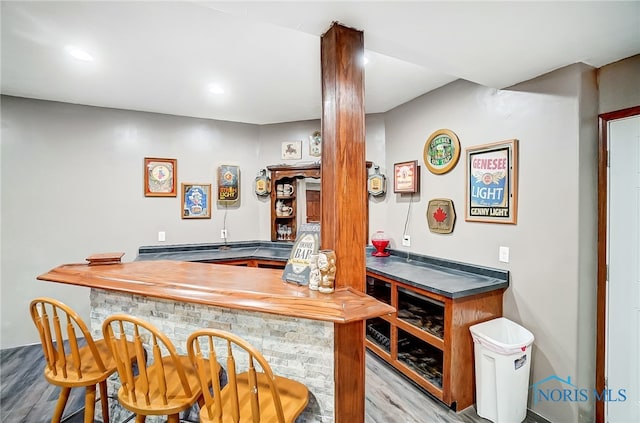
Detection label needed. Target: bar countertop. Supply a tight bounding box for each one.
[37,259,395,324]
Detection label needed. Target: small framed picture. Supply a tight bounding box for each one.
[181,183,211,219]
[144,157,177,197]
[394,160,420,193]
[309,131,322,157]
[465,139,518,224]
[281,141,302,160]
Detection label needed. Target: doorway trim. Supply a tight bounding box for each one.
[596,105,640,423]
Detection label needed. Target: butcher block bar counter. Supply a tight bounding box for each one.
[37,259,395,422]
[36,260,393,323]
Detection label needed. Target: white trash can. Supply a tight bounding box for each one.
[469,317,534,423]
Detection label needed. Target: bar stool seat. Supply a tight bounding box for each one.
[187,328,309,423]
[102,314,208,423]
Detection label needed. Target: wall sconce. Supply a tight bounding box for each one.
[368,165,387,197]
[255,168,271,197]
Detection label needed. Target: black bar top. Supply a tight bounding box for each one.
[136,241,508,299]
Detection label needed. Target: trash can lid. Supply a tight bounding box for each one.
[470,317,534,350]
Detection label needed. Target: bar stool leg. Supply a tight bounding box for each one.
[52,387,71,423]
[167,414,179,423]
[135,414,146,423]
[84,385,96,423]
[98,381,109,422]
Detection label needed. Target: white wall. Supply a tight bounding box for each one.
[598,54,640,114]
[0,98,387,349]
[0,97,263,347]
[377,64,598,422]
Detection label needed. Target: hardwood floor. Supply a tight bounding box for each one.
[1,344,548,422]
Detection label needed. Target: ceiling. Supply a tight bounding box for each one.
[2,1,639,125]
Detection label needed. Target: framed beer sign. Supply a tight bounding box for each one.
[217,165,240,202]
[144,157,177,197]
[423,129,461,174]
[181,183,211,219]
[465,139,518,224]
[393,160,420,194]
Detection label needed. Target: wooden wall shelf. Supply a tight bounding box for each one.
[267,164,321,242]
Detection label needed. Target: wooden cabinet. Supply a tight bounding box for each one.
[365,271,504,411]
[267,164,320,242]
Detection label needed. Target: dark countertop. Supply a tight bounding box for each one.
[136,241,293,263]
[365,253,508,299]
[136,241,509,299]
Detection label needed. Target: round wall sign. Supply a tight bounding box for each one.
[423,129,461,175]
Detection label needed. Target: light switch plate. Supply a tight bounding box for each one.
[158,231,166,242]
[499,246,510,263]
[402,235,411,247]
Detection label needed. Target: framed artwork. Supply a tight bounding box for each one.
[309,131,322,157]
[465,139,519,224]
[423,129,461,174]
[144,157,177,197]
[217,165,240,202]
[281,141,302,160]
[181,183,211,219]
[393,160,420,193]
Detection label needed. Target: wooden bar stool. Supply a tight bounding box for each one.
[29,297,135,423]
[187,329,309,423]
[102,314,207,423]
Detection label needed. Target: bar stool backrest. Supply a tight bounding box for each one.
[102,314,194,412]
[187,329,309,423]
[30,297,107,381]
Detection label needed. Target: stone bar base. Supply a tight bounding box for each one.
[90,288,335,422]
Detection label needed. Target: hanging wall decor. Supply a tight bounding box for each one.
[393,160,420,193]
[368,165,387,197]
[281,141,302,160]
[465,139,519,224]
[426,198,456,234]
[423,129,461,175]
[309,130,322,157]
[181,183,211,219]
[254,168,271,197]
[217,164,240,202]
[144,157,177,197]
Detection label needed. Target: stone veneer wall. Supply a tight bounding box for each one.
[90,289,335,423]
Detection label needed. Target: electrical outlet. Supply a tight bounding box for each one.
[499,246,510,263]
[402,235,411,247]
[158,231,166,242]
[220,229,227,239]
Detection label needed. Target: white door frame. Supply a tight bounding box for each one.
[596,105,640,423]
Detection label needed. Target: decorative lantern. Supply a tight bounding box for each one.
[368,165,387,197]
[254,169,271,197]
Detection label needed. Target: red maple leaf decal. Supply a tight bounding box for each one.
[433,207,447,223]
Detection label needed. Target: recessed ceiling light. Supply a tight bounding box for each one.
[208,84,225,94]
[65,46,94,62]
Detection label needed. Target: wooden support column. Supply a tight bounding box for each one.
[320,22,366,423]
